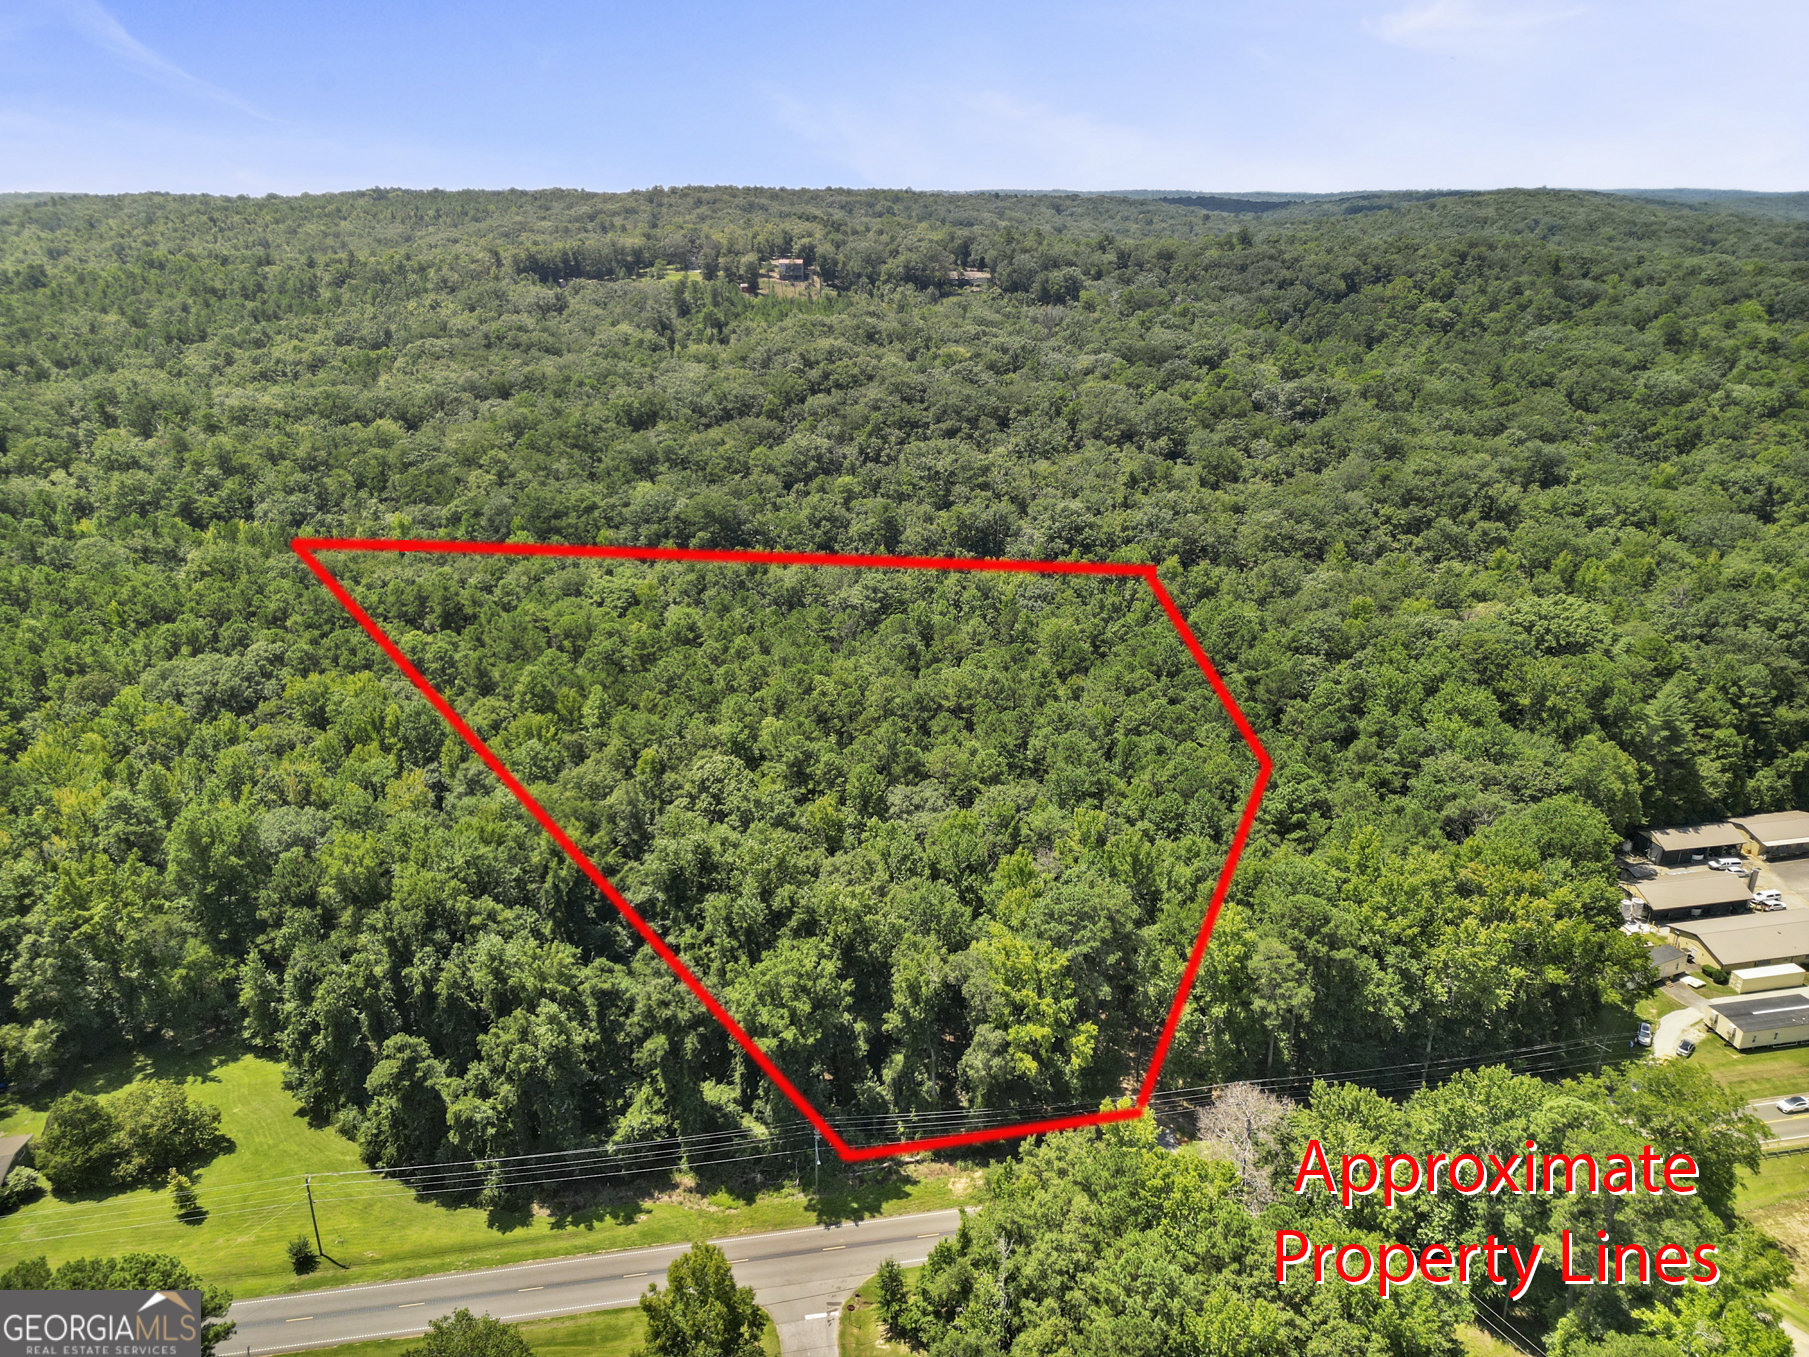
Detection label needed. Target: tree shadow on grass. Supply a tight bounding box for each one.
[539,1173,677,1232]
[3,1036,245,1129]
[484,1198,536,1233]
[387,1171,648,1235]
[543,1196,646,1231]
[804,1160,919,1227]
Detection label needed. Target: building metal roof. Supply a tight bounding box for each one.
[0,1135,28,1183]
[1630,872,1754,910]
[1671,915,1809,968]
[1648,944,1686,965]
[1732,811,1809,848]
[1708,987,1809,1033]
[1733,962,1807,981]
[1641,822,1746,852]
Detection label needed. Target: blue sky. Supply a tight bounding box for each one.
[1,0,1803,195]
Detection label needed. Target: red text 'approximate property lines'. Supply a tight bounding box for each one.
[291,537,1274,1160]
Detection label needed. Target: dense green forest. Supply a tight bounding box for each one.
[0,183,1805,1349]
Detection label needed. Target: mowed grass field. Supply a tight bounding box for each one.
[294,1303,782,1357]
[0,1042,979,1299]
[1685,1031,1809,1102]
[1740,1151,1809,1325]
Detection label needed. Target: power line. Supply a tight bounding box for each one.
[0,1032,1631,1247]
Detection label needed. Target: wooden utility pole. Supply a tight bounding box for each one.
[306,1175,323,1256]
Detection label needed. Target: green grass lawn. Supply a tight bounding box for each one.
[1738,1150,1809,1214]
[1741,1156,1809,1330]
[293,1302,781,1357]
[0,1042,982,1300]
[1636,992,1687,1022]
[1455,1324,1522,1357]
[839,1265,921,1356]
[1685,1033,1809,1101]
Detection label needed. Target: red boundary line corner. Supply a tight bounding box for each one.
[291,538,1274,1161]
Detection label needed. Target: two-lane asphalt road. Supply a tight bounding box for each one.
[226,1207,966,1357]
[1752,1095,1809,1146]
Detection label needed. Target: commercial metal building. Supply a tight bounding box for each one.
[1730,962,1808,994]
[1668,914,1809,972]
[1647,944,1688,979]
[1634,822,1746,866]
[1732,811,1809,862]
[1706,987,1809,1050]
[1624,871,1756,924]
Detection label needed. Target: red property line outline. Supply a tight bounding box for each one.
[291,538,1273,1161]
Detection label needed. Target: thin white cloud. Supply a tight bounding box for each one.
[765,84,1202,190]
[0,104,571,195]
[1367,0,1586,57]
[33,0,266,117]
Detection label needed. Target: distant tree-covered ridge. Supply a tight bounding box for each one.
[0,186,1801,1164]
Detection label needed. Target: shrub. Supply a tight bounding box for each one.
[111,1080,228,1181]
[0,1252,235,1356]
[639,1243,764,1357]
[0,1167,45,1214]
[0,1020,64,1093]
[1702,964,1731,985]
[168,1170,202,1223]
[0,1256,51,1288]
[35,1092,122,1190]
[287,1235,318,1274]
[874,1256,918,1343]
[35,1081,227,1192]
[401,1308,534,1357]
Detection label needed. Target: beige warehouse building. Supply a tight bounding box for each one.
[1634,822,1746,867]
[1729,962,1808,994]
[1732,811,1809,862]
[1625,871,1756,925]
[1707,987,1809,1050]
[1668,914,1809,972]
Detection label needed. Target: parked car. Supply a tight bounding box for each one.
[1634,1021,1653,1048]
[1752,889,1783,906]
[1777,1096,1809,1115]
[1709,857,1745,872]
[1676,1037,1696,1058]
